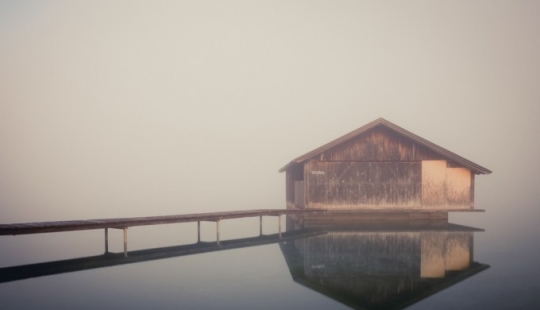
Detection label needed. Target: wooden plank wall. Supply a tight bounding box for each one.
[421,161,472,209]
[446,167,472,206]
[294,181,305,208]
[319,127,444,162]
[421,160,447,206]
[306,161,421,209]
[286,165,304,206]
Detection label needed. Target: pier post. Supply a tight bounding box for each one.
[278,214,282,238]
[104,228,109,253]
[197,221,201,243]
[216,220,220,245]
[123,228,128,257]
[259,216,263,236]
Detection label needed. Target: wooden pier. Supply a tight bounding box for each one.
[0,209,307,235]
[0,209,327,257]
[0,208,483,257]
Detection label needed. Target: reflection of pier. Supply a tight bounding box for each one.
[281,217,489,310]
[0,229,323,284]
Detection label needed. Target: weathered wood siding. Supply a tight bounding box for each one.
[286,165,304,207]
[305,161,421,209]
[421,160,472,209]
[303,159,473,209]
[446,167,471,206]
[421,160,447,207]
[470,173,475,206]
[319,127,444,162]
[286,126,475,210]
[294,181,305,208]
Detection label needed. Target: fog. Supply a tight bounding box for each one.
[1,1,539,223]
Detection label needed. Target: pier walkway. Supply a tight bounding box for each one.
[0,209,329,256]
[0,209,323,236]
[0,208,483,236]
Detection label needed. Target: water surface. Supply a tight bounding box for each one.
[1,209,539,310]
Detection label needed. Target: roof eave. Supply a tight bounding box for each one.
[278,161,296,173]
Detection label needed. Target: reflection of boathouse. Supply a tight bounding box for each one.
[280,218,489,310]
[280,118,491,217]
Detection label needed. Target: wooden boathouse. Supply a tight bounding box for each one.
[280,118,491,215]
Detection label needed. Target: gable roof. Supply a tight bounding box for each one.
[279,118,491,174]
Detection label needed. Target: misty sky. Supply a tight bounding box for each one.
[1,1,539,223]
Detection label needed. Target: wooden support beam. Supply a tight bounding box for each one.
[259,216,263,236]
[278,214,282,238]
[197,221,201,243]
[123,228,128,257]
[216,220,220,246]
[104,228,109,253]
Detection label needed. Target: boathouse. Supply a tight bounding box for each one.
[279,118,491,212]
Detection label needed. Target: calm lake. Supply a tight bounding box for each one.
[1,206,539,310]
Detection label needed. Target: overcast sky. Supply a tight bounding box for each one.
[1,1,539,222]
